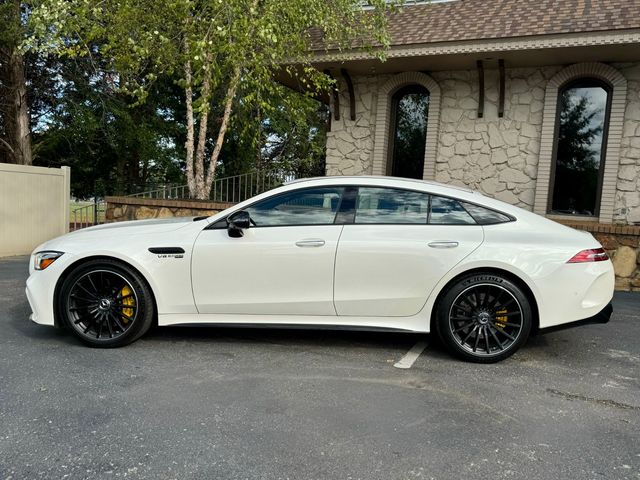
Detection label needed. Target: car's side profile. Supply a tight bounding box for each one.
[26,176,614,362]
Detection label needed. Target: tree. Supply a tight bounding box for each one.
[0,0,32,165]
[34,64,186,198]
[27,0,391,199]
[216,83,329,180]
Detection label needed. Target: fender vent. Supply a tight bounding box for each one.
[148,247,185,254]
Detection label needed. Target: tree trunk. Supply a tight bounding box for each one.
[183,57,197,197]
[1,0,32,165]
[193,62,212,200]
[200,67,241,199]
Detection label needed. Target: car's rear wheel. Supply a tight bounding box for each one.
[435,272,532,363]
[58,259,154,347]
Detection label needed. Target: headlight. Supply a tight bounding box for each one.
[34,251,64,270]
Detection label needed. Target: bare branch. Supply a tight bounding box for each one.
[0,136,16,156]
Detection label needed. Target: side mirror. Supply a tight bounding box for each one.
[227,210,251,237]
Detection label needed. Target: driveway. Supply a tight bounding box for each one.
[1,255,639,479]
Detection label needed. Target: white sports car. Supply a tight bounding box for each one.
[26,176,614,362]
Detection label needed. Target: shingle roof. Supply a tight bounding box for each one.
[311,0,640,49]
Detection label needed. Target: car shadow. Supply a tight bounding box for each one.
[145,323,425,352]
[6,300,79,346]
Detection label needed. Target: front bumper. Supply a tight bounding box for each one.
[25,254,72,327]
[539,302,612,334]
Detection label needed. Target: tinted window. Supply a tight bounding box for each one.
[550,79,610,216]
[429,196,476,225]
[391,85,430,179]
[460,202,512,225]
[355,187,430,224]
[246,187,343,226]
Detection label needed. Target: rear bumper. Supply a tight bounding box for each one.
[539,302,612,334]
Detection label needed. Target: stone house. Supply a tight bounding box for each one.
[299,0,640,288]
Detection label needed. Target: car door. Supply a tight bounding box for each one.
[333,187,484,317]
[192,186,345,315]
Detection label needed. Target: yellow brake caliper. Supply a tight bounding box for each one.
[119,285,135,323]
[495,309,507,328]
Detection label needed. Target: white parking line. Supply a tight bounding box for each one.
[393,341,428,369]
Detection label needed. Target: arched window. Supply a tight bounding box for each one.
[389,85,430,179]
[548,78,612,216]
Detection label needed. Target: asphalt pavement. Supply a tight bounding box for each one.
[1,255,639,480]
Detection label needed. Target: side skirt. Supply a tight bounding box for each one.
[158,313,430,333]
[162,323,416,333]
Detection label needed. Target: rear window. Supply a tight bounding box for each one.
[429,196,476,225]
[460,202,513,225]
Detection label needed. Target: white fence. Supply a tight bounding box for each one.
[0,163,70,257]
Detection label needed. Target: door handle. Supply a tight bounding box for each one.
[428,241,459,249]
[295,239,325,248]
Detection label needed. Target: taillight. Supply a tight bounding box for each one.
[567,248,609,263]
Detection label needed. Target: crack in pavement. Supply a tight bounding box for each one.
[546,388,640,411]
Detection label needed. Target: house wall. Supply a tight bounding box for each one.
[325,62,640,223]
[616,63,640,224]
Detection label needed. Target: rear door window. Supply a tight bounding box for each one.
[354,187,430,224]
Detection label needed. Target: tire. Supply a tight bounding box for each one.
[58,259,155,347]
[435,272,532,363]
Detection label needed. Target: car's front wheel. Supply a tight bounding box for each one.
[58,259,154,347]
[435,272,532,363]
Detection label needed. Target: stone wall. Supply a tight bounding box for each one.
[430,67,560,210]
[325,75,379,177]
[105,197,233,222]
[614,63,640,224]
[326,63,640,222]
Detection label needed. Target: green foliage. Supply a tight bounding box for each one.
[0,1,21,50]
[33,59,185,198]
[218,83,329,178]
[27,0,390,105]
[26,0,391,198]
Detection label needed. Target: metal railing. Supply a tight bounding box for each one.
[209,170,296,203]
[71,201,107,231]
[127,170,296,204]
[70,170,297,231]
[124,183,187,200]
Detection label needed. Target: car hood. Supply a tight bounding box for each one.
[34,217,203,254]
[73,216,199,234]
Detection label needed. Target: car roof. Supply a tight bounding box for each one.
[285,175,474,194]
[279,175,529,220]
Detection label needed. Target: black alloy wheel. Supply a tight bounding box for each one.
[436,273,532,363]
[59,259,154,347]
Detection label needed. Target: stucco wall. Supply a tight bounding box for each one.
[326,62,640,223]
